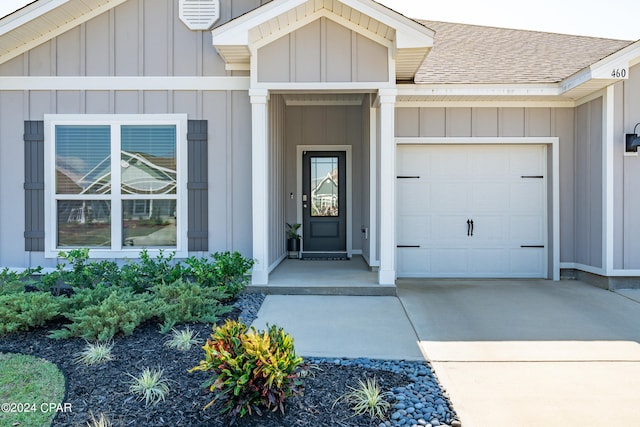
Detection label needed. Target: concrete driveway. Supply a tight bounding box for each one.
[397,279,640,427]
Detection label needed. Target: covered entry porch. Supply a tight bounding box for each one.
[249,90,398,286]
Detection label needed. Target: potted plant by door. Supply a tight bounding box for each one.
[286,223,301,258]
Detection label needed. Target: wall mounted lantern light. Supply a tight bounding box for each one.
[626,123,640,153]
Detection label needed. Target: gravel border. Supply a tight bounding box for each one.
[234,292,460,427]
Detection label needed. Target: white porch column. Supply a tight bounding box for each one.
[378,89,397,285]
[602,84,615,276]
[250,88,269,285]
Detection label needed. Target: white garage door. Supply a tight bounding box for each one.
[397,144,547,278]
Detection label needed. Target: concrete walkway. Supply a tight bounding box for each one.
[251,280,640,426]
[251,294,423,360]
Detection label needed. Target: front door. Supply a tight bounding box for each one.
[302,151,347,256]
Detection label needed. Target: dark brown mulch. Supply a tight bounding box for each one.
[0,312,408,427]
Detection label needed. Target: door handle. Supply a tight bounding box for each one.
[470,219,474,237]
[467,219,471,236]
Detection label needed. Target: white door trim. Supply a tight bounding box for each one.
[396,137,560,280]
[296,145,353,257]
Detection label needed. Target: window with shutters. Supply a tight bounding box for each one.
[43,115,188,258]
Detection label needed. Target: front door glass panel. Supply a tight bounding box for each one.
[310,156,339,217]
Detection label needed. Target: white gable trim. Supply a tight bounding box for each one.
[211,0,433,48]
[0,0,129,66]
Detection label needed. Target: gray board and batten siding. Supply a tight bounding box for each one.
[258,17,389,83]
[0,0,269,268]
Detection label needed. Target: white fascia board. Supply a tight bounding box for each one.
[397,83,562,97]
[561,40,640,93]
[0,0,70,35]
[210,0,307,46]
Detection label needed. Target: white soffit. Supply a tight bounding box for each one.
[0,0,128,65]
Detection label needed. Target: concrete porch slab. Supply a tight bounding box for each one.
[250,295,423,360]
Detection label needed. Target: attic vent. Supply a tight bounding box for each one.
[179,0,220,31]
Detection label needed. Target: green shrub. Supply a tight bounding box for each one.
[0,267,41,292]
[151,279,232,333]
[185,251,254,298]
[120,249,183,292]
[0,291,66,335]
[49,287,154,341]
[190,320,303,422]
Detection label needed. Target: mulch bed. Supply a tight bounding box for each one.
[0,309,409,427]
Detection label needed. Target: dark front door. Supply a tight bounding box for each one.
[302,151,346,255]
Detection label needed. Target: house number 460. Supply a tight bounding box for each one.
[611,68,627,78]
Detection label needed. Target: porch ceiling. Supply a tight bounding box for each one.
[281,93,365,106]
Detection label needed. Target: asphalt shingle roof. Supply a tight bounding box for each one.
[415,20,633,84]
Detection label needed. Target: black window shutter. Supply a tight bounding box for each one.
[24,121,45,252]
[187,120,209,252]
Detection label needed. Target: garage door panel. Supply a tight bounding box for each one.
[398,215,430,242]
[431,183,468,211]
[509,146,545,174]
[510,249,545,277]
[430,149,469,178]
[397,248,431,276]
[432,249,469,275]
[510,215,544,241]
[472,149,509,176]
[510,182,544,211]
[430,215,469,241]
[398,181,429,214]
[397,144,547,278]
[470,248,508,275]
[471,215,508,241]
[471,183,510,211]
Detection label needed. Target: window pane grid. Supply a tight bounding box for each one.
[55,125,111,195]
[53,122,179,251]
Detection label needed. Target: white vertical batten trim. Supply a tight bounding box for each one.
[603,85,616,275]
[250,88,270,285]
[552,135,561,281]
[369,101,379,267]
[377,88,397,285]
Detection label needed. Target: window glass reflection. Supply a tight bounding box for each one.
[311,157,339,217]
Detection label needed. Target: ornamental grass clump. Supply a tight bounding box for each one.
[165,327,202,351]
[189,320,304,423]
[127,368,171,406]
[333,376,394,421]
[74,341,114,365]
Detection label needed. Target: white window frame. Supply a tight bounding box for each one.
[44,114,188,259]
